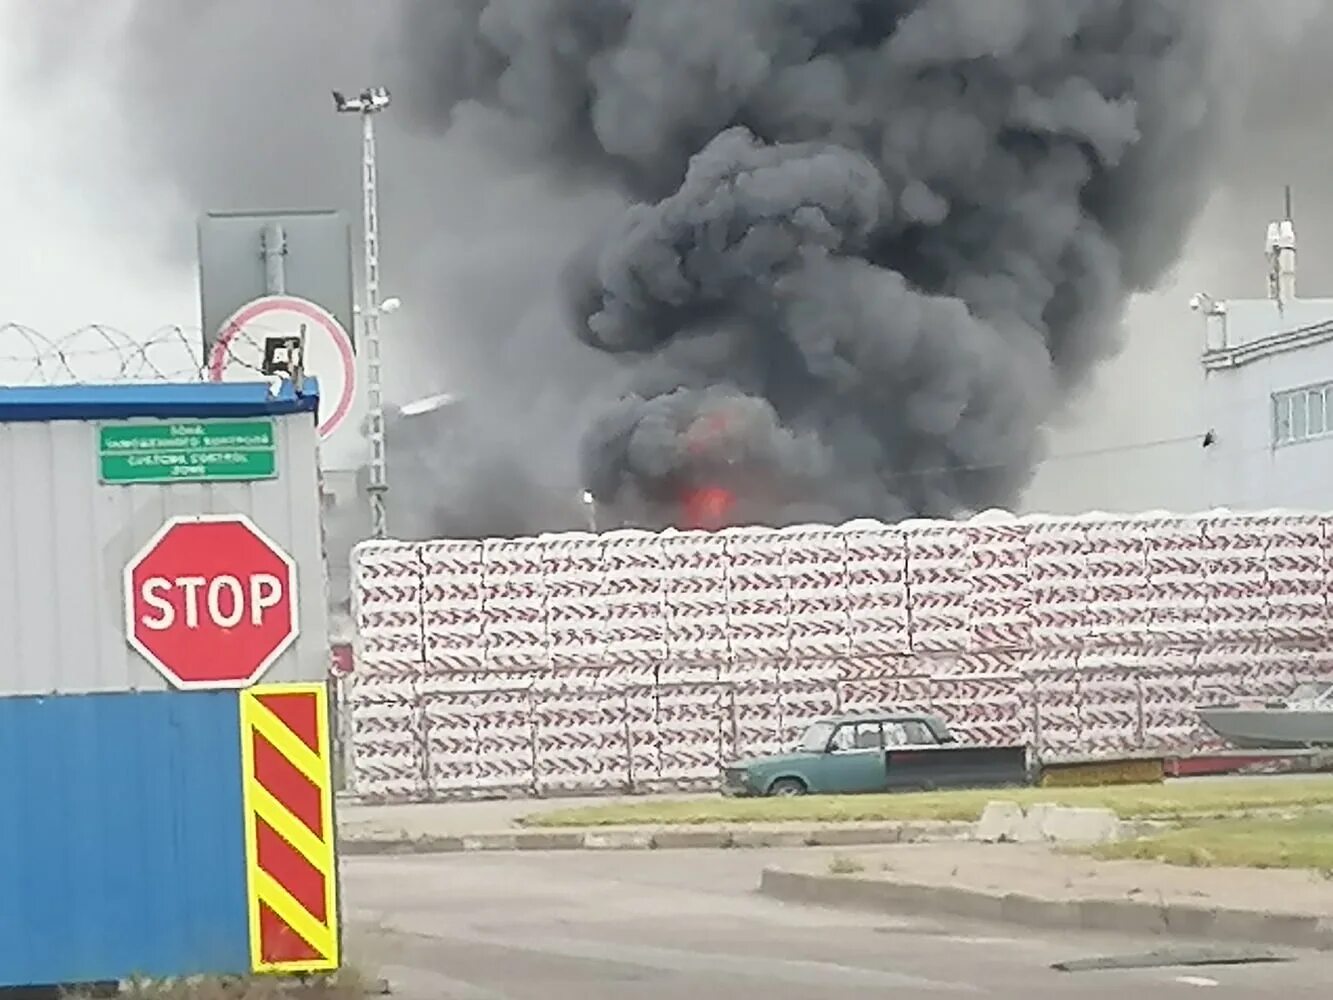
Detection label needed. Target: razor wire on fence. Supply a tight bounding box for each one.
[0,323,274,386]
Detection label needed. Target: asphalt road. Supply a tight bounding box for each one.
[342,848,1333,999]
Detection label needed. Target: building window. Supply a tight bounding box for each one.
[1274,381,1333,446]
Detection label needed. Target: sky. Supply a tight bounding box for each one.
[2,1,1332,518]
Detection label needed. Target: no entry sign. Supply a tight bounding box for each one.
[125,515,300,690]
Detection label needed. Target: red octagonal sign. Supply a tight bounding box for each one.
[125,514,300,690]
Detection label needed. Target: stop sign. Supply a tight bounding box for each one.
[124,514,300,689]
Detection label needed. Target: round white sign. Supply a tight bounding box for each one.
[209,294,357,441]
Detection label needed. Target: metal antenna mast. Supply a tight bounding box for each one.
[334,86,392,538]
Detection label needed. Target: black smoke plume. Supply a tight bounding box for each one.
[12,1,1322,538]
[396,0,1241,527]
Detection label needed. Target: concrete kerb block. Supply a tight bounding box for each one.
[759,868,1333,950]
[462,833,519,851]
[974,800,1122,845]
[805,825,904,847]
[513,831,585,851]
[338,834,465,856]
[650,829,734,850]
[582,830,655,850]
[730,829,815,849]
[976,801,1025,843]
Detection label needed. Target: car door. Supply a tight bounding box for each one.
[820,721,888,794]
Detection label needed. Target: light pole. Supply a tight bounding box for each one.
[581,491,598,532]
[334,86,392,539]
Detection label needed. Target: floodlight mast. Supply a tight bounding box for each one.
[334,86,392,539]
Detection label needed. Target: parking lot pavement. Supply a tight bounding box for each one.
[341,848,1333,1000]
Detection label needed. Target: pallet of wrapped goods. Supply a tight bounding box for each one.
[468,676,536,793]
[600,532,669,664]
[422,689,478,796]
[720,679,784,760]
[615,683,661,788]
[1076,667,1143,755]
[1198,515,1268,643]
[1265,513,1328,642]
[420,539,486,670]
[346,685,428,801]
[662,531,730,665]
[532,677,617,794]
[480,537,549,671]
[1138,657,1202,751]
[904,522,972,652]
[777,675,839,746]
[1144,515,1209,646]
[543,533,608,668]
[965,522,1032,650]
[724,527,790,663]
[353,540,426,683]
[653,682,723,787]
[1082,518,1153,648]
[1026,519,1091,649]
[787,527,853,660]
[1028,662,1082,758]
[843,526,908,657]
[594,684,650,790]
[929,675,1024,732]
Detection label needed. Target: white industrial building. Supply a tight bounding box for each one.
[1024,208,1333,516]
[1199,217,1333,510]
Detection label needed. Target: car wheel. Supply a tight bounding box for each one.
[768,778,808,797]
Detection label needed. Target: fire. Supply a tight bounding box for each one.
[681,485,736,530]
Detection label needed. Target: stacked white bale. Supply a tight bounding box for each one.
[655,682,722,785]
[1074,661,1142,754]
[904,522,971,652]
[1082,518,1152,647]
[1144,515,1209,645]
[662,532,730,667]
[928,655,1026,745]
[350,541,427,800]
[601,532,668,665]
[1200,515,1268,643]
[965,521,1031,650]
[777,666,839,745]
[720,674,784,760]
[1264,513,1327,641]
[835,659,914,716]
[542,533,607,668]
[843,526,908,658]
[421,688,478,795]
[532,676,613,793]
[1027,518,1090,649]
[784,526,851,664]
[463,673,535,793]
[480,538,548,670]
[723,528,789,668]
[349,508,1333,801]
[421,539,486,670]
[616,682,661,786]
[1026,651,1081,756]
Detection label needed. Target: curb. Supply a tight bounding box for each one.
[337,820,971,856]
[758,869,1333,952]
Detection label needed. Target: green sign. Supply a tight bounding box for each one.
[98,420,278,484]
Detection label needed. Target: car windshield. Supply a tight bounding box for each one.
[798,722,836,752]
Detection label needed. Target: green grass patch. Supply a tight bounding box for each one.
[519,777,1333,828]
[1089,812,1333,870]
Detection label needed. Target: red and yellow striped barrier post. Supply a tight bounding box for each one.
[239,683,340,973]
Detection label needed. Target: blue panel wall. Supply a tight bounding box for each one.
[0,690,250,986]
